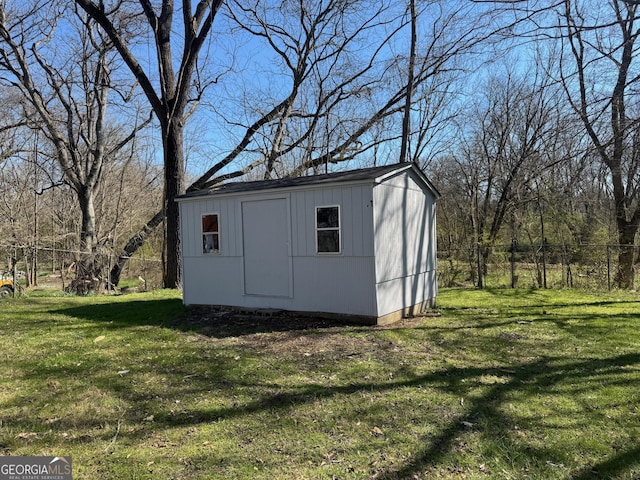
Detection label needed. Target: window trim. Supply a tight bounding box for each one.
[201,212,221,255]
[315,205,341,255]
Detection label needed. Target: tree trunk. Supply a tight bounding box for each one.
[79,189,96,254]
[615,219,637,290]
[77,186,97,276]
[109,210,165,287]
[162,120,185,288]
[557,0,640,289]
[399,0,417,164]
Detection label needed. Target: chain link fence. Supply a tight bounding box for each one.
[3,242,637,295]
[0,244,163,295]
[438,243,639,290]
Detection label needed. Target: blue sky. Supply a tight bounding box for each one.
[2,0,574,183]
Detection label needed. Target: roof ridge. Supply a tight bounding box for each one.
[178,163,434,199]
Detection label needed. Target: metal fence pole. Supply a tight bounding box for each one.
[12,245,17,298]
[542,238,548,289]
[607,245,611,291]
[477,243,483,289]
[510,238,517,288]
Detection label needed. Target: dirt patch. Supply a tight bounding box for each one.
[173,305,429,357]
[176,305,427,336]
[175,305,363,337]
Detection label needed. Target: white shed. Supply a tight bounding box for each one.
[176,162,440,325]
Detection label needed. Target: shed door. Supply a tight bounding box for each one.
[242,198,291,297]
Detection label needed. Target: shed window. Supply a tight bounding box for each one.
[202,214,220,254]
[316,206,340,254]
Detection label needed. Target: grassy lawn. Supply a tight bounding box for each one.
[1,288,639,479]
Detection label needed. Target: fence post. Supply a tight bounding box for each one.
[12,245,17,298]
[542,238,548,289]
[510,238,517,288]
[477,243,483,289]
[107,252,112,294]
[607,245,611,291]
[563,244,573,288]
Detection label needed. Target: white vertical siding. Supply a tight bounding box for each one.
[373,171,433,281]
[292,256,377,316]
[180,196,246,306]
[375,270,437,317]
[289,185,374,257]
[185,256,377,316]
[179,197,241,258]
[179,168,436,320]
[182,256,243,305]
[372,170,438,317]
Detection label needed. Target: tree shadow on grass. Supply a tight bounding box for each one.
[46,346,635,479]
[56,300,373,337]
[49,297,640,478]
[371,352,640,480]
[81,350,635,479]
[54,298,185,329]
[92,349,631,479]
[6,328,639,479]
[568,445,640,480]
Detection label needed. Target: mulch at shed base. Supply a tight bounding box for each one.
[174,305,431,339]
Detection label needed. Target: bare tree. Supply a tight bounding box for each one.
[0,89,27,165]
[106,0,498,283]
[0,2,151,288]
[451,66,567,284]
[483,0,640,288]
[556,0,640,288]
[200,0,494,179]
[400,0,417,164]
[0,158,33,275]
[105,0,405,284]
[75,0,224,288]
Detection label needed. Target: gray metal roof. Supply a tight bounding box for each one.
[178,162,440,199]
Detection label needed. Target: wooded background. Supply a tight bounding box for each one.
[1,0,639,290]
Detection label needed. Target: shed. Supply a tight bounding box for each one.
[176,162,440,325]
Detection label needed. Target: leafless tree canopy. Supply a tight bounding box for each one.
[0,1,153,288]
[1,0,640,289]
